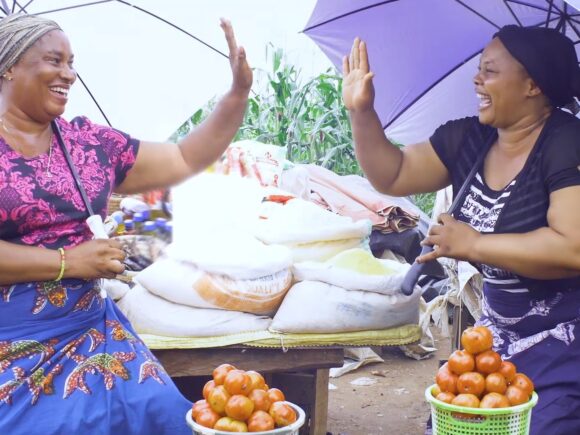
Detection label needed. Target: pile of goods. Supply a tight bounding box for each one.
[432,326,535,410]
[191,364,297,432]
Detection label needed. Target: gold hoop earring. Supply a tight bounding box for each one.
[2,75,12,81]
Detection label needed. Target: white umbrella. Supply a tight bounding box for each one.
[1,0,328,141]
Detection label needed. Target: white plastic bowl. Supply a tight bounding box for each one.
[186,401,306,435]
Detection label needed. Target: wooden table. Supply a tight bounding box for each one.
[153,346,344,435]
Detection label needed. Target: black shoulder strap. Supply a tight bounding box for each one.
[400,131,496,295]
[51,120,95,217]
[448,131,496,217]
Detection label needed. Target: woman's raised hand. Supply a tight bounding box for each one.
[220,18,253,96]
[65,239,126,280]
[342,38,375,112]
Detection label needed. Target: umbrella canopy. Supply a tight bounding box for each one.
[304,0,580,145]
[0,0,327,141]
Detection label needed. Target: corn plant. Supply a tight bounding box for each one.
[171,46,435,215]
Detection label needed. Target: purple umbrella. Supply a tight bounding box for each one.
[304,0,580,145]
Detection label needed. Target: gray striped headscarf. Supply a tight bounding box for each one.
[0,14,61,77]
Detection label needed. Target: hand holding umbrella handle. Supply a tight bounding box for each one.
[401,245,435,295]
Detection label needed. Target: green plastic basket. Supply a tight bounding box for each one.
[425,385,538,435]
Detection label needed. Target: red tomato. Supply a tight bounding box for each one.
[191,399,210,420]
[485,372,507,394]
[214,416,248,432]
[457,372,486,397]
[475,350,502,374]
[451,393,481,408]
[448,350,475,375]
[435,363,459,394]
[246,370,267,391]
[225,394,255,421]
[498,361,517,383]
[248,388,272,412]
[213,364,236,386]
[195,408,220,428]
[511,374,534,396]
[266,387,286,403]
[269,402,297,427]
[505,386,529,406]
[431,385,442,398]
[480,392,510,408]
[208,385,231,415]
[224,370,252,396]
[247,410,275,432]
[461,326,493,355]
[436,392,456,404]
[202,380,216,401]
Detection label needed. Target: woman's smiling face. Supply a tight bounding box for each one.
[474,37,538,129]
[6,29,76,122]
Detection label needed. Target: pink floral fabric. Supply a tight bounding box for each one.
[0,116,139,249]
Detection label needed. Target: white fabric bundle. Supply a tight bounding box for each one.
[252,198,371,262]
[253,198,371,245]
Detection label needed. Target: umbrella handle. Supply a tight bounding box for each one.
[401,245,434,295]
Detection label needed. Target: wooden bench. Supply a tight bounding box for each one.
[153,346,344,435]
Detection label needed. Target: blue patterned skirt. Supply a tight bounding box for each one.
[0,279,191,435]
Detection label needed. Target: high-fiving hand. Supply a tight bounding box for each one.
[342,37,375,112]
[220,18,253,96]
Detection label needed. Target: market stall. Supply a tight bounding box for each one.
[106,142,430,433]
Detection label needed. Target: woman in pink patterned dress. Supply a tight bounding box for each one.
[0,13,252,434]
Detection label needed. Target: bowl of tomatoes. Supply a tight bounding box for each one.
[186,401,305,434]
[186,364,305,434]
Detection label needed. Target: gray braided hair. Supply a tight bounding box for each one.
[0,14,61,77]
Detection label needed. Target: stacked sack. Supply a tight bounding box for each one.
[117,231,293,337]
[117,174,297,337]
[270,248,421,333]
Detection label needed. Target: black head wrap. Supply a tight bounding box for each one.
[494,25,580,109]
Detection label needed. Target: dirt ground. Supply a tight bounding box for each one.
[326,331,451,435]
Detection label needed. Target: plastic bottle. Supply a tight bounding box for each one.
[111,211,125,235]
[142,221,157,237]
[123,219,135,235]
[140,209,151,221]
[120,197,150,217]
[132,212,146,234]
[155,217,167,238]
[164,221,173,243]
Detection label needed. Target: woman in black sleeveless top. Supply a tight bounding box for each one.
[343,25,580,435]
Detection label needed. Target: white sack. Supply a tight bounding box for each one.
[293,248,411,294]
[253,198,371,245]
[102,278,131,301]
[171,172,264,244]
[287,238,366,263]
[117,284,272,337]
[135,257,292,315]
[166,230,292,280]
[270,281,421,333]
[170,173,294,279]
